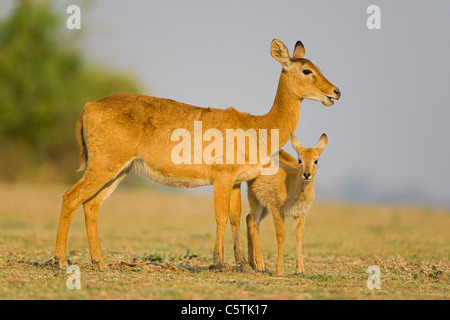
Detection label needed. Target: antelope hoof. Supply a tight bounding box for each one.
[240,263,255,273]
[276,269,284,276]
[92,259,107,271]
[295,272,305,276]
[47,255,69,269]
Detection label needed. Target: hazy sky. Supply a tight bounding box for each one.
[3,1,450,206]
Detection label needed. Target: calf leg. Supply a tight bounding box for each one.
[294,215,307,275]
[271,207,286,275]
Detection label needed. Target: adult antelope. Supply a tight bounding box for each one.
[51,39,340,271]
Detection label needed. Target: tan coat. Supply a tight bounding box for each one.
[52,39,339,272]
[246,134,328,275]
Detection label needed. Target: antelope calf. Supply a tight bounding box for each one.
[246,133,328,275]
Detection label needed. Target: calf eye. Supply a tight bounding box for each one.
[302,69,312,75]
[314,160,318,164]
[298,159,302,164]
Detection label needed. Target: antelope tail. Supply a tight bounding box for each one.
[76,112,87,172]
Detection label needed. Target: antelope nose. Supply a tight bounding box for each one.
[303,172,311,179]
[333,88,341,98]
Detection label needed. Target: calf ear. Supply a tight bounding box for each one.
[315,133,328,154]
[290,132,304,153]
[291,41,305,59]
[271,39,291,69]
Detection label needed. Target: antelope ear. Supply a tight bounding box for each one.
[270,39,291,69]
[290,132,304,153]
[291,41,305,59]
[315,133,328,154]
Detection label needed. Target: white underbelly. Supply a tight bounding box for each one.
[132,159,212,188]
[281,201,311,218]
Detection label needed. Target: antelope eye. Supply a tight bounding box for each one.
[314,160,318,164]
[298,159,302,164]
[302,69,312,75]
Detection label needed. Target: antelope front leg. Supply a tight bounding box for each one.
[271,208,286,275]
[294,215,307,275]
[210,178,233,271]
[229,183,252,272]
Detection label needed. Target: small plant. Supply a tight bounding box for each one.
[139,249,200,263]
[143,251,166,263]
[168,253,182,262]
[184,248,199,260]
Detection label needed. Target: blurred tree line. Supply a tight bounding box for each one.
[0,0,142,182]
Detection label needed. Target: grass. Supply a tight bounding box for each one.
[0,182,448,300]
